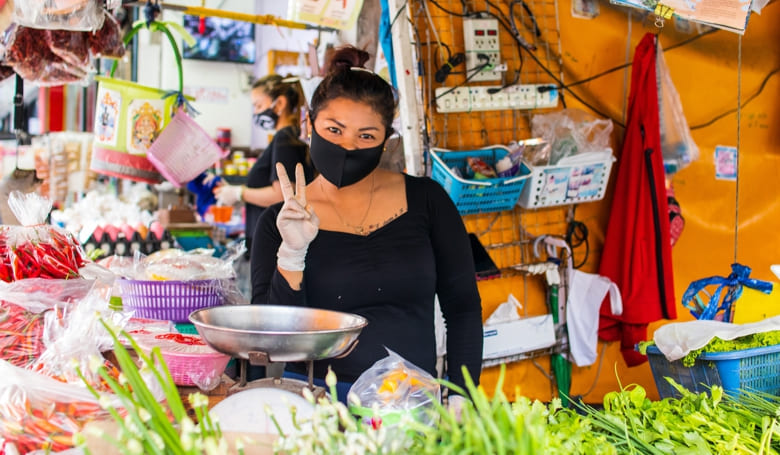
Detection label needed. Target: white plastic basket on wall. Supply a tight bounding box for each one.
[518,150,615,209]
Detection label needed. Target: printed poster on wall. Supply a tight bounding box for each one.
[288,0,365,30]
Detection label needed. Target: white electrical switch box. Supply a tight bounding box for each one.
[435,84,559,113]
[463,18,502,82]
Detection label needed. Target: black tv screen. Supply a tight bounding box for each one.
[181,15,256,64]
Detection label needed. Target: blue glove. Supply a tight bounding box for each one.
[187,172,222,217]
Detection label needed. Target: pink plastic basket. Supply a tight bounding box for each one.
[163,349,231,387]
[118,279,224,322]
[146,109,228,187]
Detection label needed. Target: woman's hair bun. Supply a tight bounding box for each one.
[324,46,370,74]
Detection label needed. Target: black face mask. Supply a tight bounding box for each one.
[253,103,278,130]
[309,126,384,188]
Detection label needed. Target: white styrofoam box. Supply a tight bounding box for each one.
[482,314,556,360]
[518,150,615,209]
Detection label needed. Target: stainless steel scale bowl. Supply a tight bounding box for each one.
[189,305,368,395]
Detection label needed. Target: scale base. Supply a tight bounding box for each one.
[227,376,327,401]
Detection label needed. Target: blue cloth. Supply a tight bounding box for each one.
[379,0,397,88]
[283,370,353,405]
[186,171,221,218]
[682,263,773,321]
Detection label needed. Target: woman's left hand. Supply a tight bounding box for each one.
[215,184,245,205]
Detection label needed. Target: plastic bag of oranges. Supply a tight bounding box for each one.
[348,348,440,428]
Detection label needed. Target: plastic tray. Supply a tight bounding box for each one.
[645,344,780,399]
[430,147,531,215]
[518,151,614,208]
[118,279,224,323]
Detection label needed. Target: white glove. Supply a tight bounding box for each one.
[214,184,244,205]
[447,394,467,421]
[275,163,319,271]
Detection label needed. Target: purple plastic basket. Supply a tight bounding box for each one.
[118,279,224,322]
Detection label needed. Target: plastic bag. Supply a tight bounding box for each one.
[46,29,90,68]
[653,315,780,362]
[531,108,613,165]
[485,293,522,325]
[3,25,89,86]
[33,281,130,389]
[138,241,246,281]
[0,192,87,281]
[13,0,105,31]
[348,348,440,428]
[0,278,94,368]
[88,10,125,59]
[657,43,699,173]
[0,359,113,453]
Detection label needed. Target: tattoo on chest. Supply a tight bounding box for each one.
[369,207,407,231]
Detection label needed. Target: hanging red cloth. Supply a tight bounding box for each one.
[598,33,676,366]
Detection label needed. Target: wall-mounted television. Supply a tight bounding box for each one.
[181,15,256,64]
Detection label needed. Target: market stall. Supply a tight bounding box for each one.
[0,0,779,453]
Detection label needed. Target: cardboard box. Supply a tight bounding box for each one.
[482,314,556,360]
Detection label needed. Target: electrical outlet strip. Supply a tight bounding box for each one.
[435,84,559,113]
[463,18,502,82]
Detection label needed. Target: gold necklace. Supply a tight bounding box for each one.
[320,175,375,235]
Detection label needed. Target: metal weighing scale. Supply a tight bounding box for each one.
[189,305,367,400]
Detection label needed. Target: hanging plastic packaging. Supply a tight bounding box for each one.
[531,108,613,165]
[13,0,105,32]
[657,43,700,173]
[3,24,89,86]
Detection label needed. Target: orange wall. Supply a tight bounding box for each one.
[417,0,780,403]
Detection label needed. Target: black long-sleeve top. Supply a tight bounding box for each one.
[251,174,483,390]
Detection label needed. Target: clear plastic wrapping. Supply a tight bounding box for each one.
[0,279,93,369]
[348,349,441,428]
[0,359,111,454]
[46,29,90,68]
[0,191,87,281]
[3,25,89,86]
[88,11,125,59]
[531,108,614,165]
[13,0,105,31]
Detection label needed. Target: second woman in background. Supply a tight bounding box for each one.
[215,75,315,251]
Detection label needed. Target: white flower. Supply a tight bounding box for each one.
[137,407,151,423]
[118,373,128,386]
[189,392,209,409]
[127,438,144,455]
[180,416,196,435]
[302,387,315,404]
[98,394,114,409]
[347,392,361,407]
[325,368,337,388]
[148,431,164,450]
[88,355,103,374]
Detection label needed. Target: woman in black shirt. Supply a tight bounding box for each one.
[215,75,314,249]
[251,47,482,409]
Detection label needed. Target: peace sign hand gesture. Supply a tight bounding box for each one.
[275,163,319,271]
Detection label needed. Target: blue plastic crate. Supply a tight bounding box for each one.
[645,344,780,399]
[430,147,531,215]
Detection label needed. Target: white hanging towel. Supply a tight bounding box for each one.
[566,270,623,366]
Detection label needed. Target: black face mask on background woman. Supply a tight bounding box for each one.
[253,102,279,130]
[309,126,384,188]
